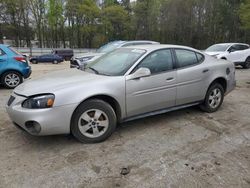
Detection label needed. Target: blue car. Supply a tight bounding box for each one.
[0,44,31,89]
[30,54,63,64]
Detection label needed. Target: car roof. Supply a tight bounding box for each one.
[122,40,159,44]
[107,40,159,46]
[214,43,249,46]
[0,44,9,47]
[122,44,200,52]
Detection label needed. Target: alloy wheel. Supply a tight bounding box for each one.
[78,109,109,138]
[4,73,20,88]
[208,88,222,109]
[245,58,250,68]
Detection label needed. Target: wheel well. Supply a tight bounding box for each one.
[221,57,227,60]
[209,78,227,92]
[73,95,122,123]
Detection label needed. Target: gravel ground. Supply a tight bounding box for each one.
[0,62,249,188]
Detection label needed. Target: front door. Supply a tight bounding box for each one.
[126,49,177,117]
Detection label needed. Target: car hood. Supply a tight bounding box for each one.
[75,52,105,59]
[14,69,102,96]
[205,51,224,56]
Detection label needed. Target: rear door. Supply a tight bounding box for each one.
[174,49,207,105]
[126,49,177,117]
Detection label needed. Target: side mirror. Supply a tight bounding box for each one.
[126,67,151,80]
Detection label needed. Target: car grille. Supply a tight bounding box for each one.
[7,95,15,106]
[70,59,79,66]
[70,59,80,68]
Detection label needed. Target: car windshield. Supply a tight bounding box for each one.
[86,48,146,76]
[206,44,231,52]
[96,41,125,53]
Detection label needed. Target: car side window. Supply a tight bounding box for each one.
[175,49,198,68]
[238,45,249,50]
[196,53,204,62]
[229,45,241,52]
[136,49,173,74]
[0,49,5,56]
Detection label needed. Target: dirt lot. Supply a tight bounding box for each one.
[0,62,249,188]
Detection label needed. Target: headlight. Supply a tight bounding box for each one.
[78,56,94,62]
[22,94,55,109]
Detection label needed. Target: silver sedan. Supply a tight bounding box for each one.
[6,45,236,143]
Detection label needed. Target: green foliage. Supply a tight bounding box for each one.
[0,0,250,48]
[102,5,131,41]
[240,0,250,30]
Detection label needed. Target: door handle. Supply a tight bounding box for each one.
[166,77,174,81]
[202,69,209,73]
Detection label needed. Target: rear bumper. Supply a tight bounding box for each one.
[234,62,244,66]
[22,66,32,78]
[225,77,236,95]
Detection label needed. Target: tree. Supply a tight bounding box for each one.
[102,5,131,41]
[29,0,46,47]
[240,0,250,30]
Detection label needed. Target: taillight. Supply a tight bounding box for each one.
[14,56,26,63]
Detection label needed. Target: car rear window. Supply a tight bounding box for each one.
[8,47,22,55]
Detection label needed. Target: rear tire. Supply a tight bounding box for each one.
[53,60,58,64]
[1,71,23,89]
[71,99,117,143]
[31,60,38,64]
[243,57,250,69]
[200,83,224,113]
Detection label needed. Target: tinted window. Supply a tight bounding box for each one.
[8,47,21,55]
[175,49,198,68]
[196,53,204,62]
[238,45,249,50]
[228,45,248,52]
[136,49,173,74]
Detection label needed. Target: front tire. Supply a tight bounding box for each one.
[243,57,250,69]
[71,99,117,143]
[200,83,224,113]
[1,71,23,89]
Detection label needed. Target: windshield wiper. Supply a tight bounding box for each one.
[87,67,99,74]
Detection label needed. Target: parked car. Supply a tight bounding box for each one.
[30,54,63,64]
[70,40,160,69]
[0,44,31,89]
[6,44,236,143]
[205,43,250,69]
[52,49,74,61]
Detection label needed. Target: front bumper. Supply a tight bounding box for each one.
[70,59,80,69]
[6,93,76,136]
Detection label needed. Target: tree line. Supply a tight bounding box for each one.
[0,0,250,49]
